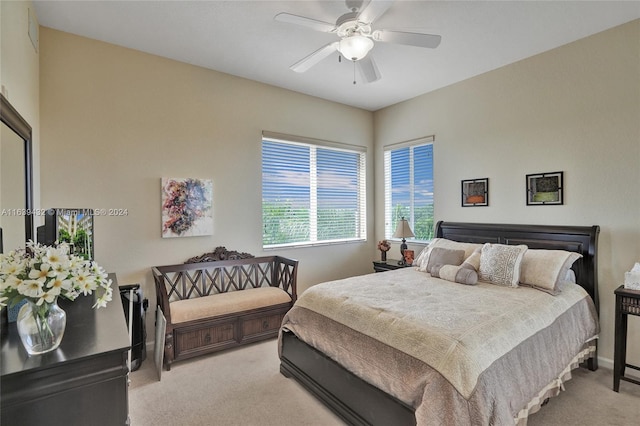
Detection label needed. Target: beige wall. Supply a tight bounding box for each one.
[39,28,375,310]
[32,17,640,369]
[0,0,40,238]
[374,20,640,368]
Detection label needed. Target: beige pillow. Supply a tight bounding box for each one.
[416,238,483,272]
[431,263,478,285]
[462,247,481,271]
[425,247,465,273]
[519,250,582,295]
[479,243,528,287]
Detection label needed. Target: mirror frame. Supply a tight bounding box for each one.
[1,93,34,244]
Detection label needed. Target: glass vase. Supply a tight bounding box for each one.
[16,298,67,355]
[381,251,387,262]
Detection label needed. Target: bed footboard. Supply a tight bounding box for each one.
[280,331,415,426]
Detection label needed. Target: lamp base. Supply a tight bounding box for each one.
[398,239,408,265]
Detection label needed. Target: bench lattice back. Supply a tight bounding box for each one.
[152,256,297,303]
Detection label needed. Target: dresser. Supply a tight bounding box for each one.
[1,274,130,425]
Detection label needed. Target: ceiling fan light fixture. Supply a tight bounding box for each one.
[338,35,374,61]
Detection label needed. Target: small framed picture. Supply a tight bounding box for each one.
[403,249,415,266]
[461,178,489,207]
[526,171,563,205]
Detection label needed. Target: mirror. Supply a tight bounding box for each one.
[0,94,34,253]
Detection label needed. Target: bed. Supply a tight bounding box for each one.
[278,222,600,425]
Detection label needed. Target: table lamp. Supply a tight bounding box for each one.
[393,217,415,265]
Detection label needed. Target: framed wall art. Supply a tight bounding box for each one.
[526,171,563,205]
[461,178,489,207]
[161,177,213,238]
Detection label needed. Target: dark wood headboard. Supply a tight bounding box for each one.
[435,221,600,312]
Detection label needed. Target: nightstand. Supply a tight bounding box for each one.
[614,285,640,391]
[373,260,413,273]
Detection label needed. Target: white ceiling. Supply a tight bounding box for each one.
[33,1,639,111]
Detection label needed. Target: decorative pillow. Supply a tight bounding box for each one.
[414,246,430,269]
[416,238,483,272]
[462,247,481,271]
[425,247,465,273]
[519,250,582,295]
[431,263,478,285]
[479,243,528,287]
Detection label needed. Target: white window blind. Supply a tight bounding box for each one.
[384,137,435,241]
[262,133,366,248]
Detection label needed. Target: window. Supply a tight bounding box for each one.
[262,132,366,248]
[384,136,434,241]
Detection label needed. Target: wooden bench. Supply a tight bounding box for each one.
[152,248,297,370]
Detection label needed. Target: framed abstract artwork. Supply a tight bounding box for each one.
[461,178,489,207]
[161,177,213,238]
[526,171,563,205]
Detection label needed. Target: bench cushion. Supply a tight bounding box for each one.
[170,287,292,324]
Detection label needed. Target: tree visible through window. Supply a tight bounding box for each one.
[384,137,434,241]
[262,134,366,248]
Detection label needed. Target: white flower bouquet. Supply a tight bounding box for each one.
[1,241,113,354]
[0,241,113,310]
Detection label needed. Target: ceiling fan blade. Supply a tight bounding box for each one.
[274,12,336,32]
[290,42,339,73]
[357,55,381,83]
[373,30,442,49]
[357,0,394,24]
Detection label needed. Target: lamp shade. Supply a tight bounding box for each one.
[338,35,374,61]
[392,218,415,239]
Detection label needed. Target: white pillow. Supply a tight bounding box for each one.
[414,246,431,270]
[519,250,582,295]
[479,243,528,287]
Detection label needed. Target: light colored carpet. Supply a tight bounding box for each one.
[129,339,342,426]
[129,339,640,426]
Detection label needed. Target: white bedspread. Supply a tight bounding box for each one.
[295,268,594,399]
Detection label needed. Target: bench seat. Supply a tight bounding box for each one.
[170,287,292,324]
[152,254,298,370]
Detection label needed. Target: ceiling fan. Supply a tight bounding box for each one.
[274,0,441,83]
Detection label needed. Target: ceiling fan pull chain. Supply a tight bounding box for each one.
[353,60,357,85]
